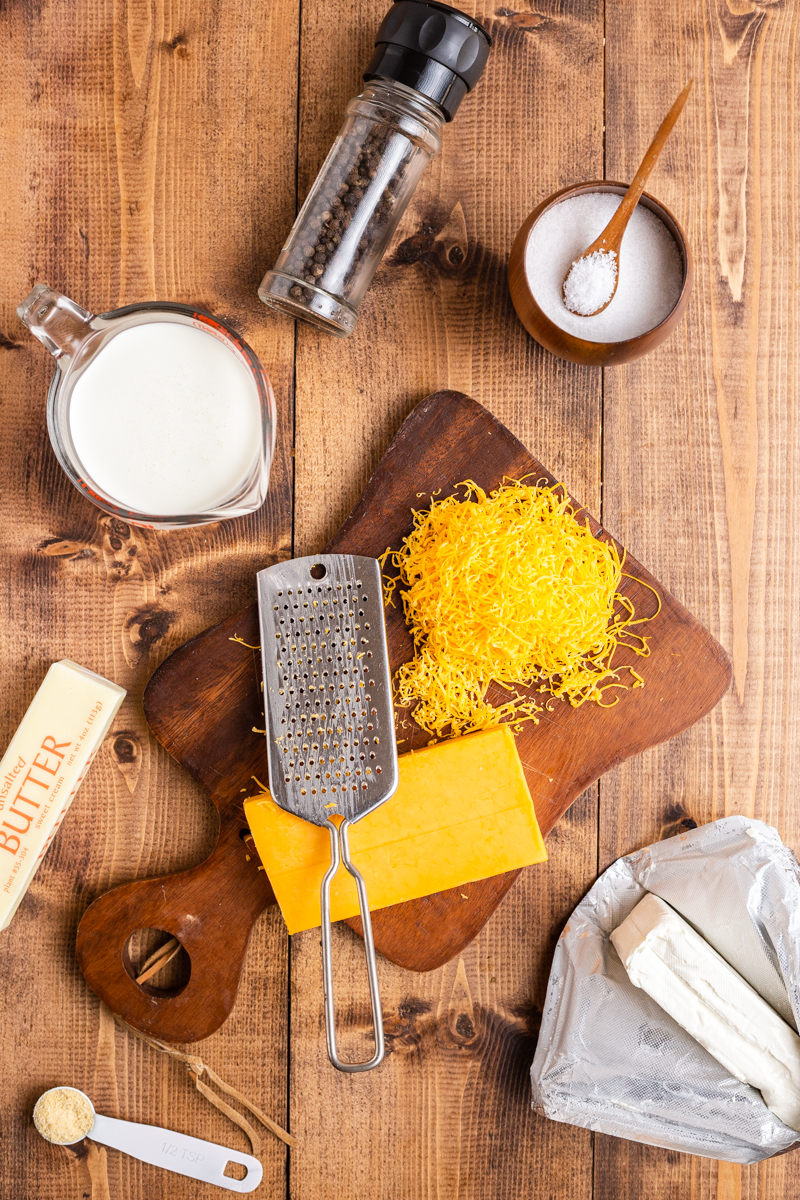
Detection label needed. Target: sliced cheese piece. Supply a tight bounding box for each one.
[611,892,800,1131]
[244,725,547,934]
[0,660,126,931]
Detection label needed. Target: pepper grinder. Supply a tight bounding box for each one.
[259,0,491,337]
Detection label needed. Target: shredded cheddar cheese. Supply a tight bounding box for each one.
[382,479,658,738]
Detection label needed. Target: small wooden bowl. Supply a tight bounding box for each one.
[508,181,693,367]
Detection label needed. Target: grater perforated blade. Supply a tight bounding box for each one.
[256,553,399,1073]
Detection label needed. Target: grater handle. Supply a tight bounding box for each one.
[321,818,385,1073]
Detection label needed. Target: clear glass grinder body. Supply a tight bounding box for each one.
[259,0,491,337]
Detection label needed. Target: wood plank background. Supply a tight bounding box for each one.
[0,0,796,1197]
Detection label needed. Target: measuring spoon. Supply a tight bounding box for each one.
[33,1087,263,1193]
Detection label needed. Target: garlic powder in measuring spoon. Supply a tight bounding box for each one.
[526,192,683,341]
[68,322,263,517]
[34,1087,95,1144]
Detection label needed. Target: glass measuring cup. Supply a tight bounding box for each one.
[17,285,276,530]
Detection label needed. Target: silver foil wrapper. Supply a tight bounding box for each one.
[530,816,800,1163]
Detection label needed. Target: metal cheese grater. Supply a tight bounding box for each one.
[256,553,399,1072]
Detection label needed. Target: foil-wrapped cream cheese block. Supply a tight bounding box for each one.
[0,659,126,930]
[611,892,800,1131]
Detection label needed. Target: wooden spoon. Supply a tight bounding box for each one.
[562,79,694,317]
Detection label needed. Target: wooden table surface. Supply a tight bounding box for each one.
[1,0,798,1196]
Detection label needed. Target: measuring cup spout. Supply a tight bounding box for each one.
[17,284,94,359]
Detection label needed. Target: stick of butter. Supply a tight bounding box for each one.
[611,892,800,1131]
[0,660,126,931]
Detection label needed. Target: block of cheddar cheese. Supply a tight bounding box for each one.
[244,725,547,934]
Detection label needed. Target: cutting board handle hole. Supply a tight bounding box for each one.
[309,563,327,580]
[123,927,192,998]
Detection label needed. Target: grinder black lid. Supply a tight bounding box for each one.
[364,0,492,121]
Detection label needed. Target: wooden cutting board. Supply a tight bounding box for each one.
[76,390,732,1043]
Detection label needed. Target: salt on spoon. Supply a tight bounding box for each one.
[562,79,693,317]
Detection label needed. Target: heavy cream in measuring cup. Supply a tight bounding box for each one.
[68,323,262,516]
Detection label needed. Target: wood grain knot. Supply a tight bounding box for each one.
[494,9,546,28]
[38,537,94,561]
[508,996,542,1040]
[440,1006,480,1052]
[395,223,436,265]
[384,997,538,1084]
[717,0,773,66]
[398,996,433,1020]
[659,804,698,841]
[112,731,143,793]
[113,734,138,763]
[106,517,131,540]
[454,1012,476,1039]
[101,517,142,578]
[125,605,176,648]
[394,203,470,276]
[384,996,435,1056]
[164,32,189,56]
[0,331,22,351]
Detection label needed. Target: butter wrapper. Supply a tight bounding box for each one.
[0,660,126,930]
[531,816,800,1163]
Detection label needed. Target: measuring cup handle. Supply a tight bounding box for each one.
[89,1113,263,1193]
[321,818,385,1073]
[16,284,94,358]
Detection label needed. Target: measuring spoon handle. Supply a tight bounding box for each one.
[89,1113,263,1193]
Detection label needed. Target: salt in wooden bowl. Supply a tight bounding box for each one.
[508,181,693,367]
